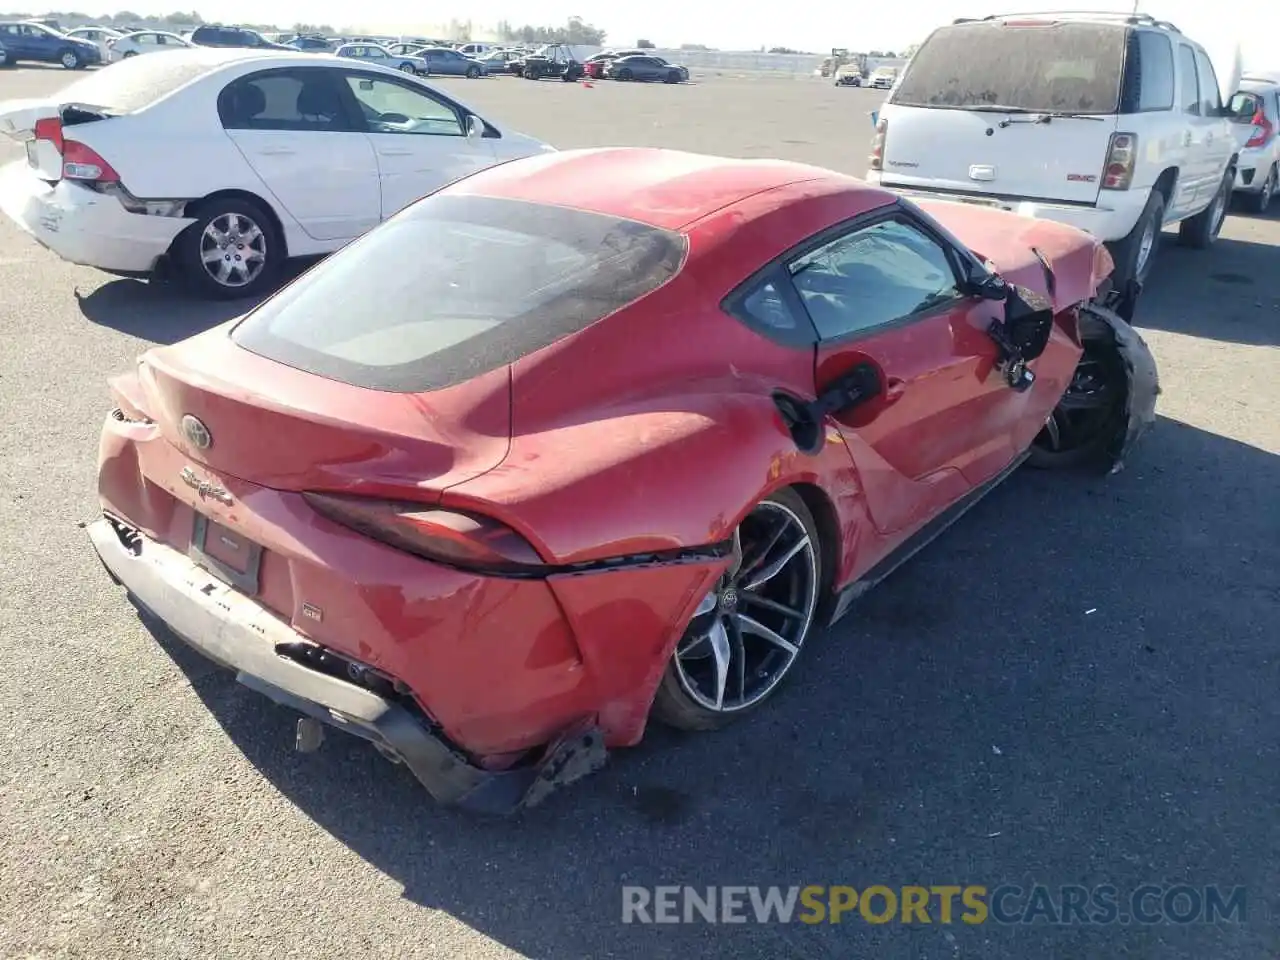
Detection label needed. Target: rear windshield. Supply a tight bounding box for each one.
[55,55,211,113]
[892,21,1127,114]
[232,194,687,393]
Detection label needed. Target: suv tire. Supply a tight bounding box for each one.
[1179,170,1231,248]
[1107,190,1164,289]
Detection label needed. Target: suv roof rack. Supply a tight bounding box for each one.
[961,10,1182,33]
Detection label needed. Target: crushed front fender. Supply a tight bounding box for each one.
[1079,302,1160,472]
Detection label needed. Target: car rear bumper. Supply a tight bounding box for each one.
[871,178,1147,242]
[1233,147,1274,192]
[0,162,193,272]
[87,515,607,814]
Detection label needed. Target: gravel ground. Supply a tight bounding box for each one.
[0,66,1276,960]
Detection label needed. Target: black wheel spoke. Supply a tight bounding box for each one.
[740,590,805,620]
[726,614,748,701]
[740,515,788,578]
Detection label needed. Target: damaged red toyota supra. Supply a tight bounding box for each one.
[88,148,1159,814]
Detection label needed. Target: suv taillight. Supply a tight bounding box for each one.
[32,117,119,183]
[1101,132,1137,190]
[869,117,887,171]
[1245,108,1275,149]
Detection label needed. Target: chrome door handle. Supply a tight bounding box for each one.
[258,147,296,155]
[379,148,412,156]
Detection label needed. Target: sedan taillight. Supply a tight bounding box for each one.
[34,118,120,183]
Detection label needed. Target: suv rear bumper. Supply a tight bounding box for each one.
[87,516,606,815]
[870,178,1149,242]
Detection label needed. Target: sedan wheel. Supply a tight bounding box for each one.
[399,62,415,73]
[177,199,280,301]
[60,48,80,69]
[653,490,821,730]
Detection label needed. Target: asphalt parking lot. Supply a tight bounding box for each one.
[0,64,1277,959]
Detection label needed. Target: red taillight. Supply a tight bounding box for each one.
[1245,108,1274,149]
[32,117,119,182]
[1101,132,1137,190]
[302,493,546,574]
[62,140,119,182]
[33,116,63,152]
[869,117,887,171]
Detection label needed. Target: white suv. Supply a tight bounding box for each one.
[865,12,1243,289]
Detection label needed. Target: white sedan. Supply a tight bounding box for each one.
[107,30,192,62]
[64,25,123,59]
[0,48,555,299]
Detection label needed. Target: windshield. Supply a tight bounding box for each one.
[233,195,687,393]
[892,21,1126,114]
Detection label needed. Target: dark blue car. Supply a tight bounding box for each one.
[0,21,100,68]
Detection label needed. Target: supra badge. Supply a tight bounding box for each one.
[180,466,233,505]
[180,414,212,450]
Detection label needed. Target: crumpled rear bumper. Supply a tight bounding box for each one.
[87,516,606,815]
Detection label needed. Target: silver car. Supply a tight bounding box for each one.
[1229,75,1280,213]
[334,42,430,76]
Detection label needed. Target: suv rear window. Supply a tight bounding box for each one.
[52,55,212,113]
[892,21,1127,114]
[233,195,687,393]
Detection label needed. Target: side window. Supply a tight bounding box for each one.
[343,75,463,136]
[1136,32,1174,111]
[1178,45,1199,115]
[789,218,962,340]
[218,72,351,132]
[740,279,805,333]
[1194,49,1221,115]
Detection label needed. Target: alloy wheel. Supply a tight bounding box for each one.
[61,50,78,68]
[199,213,267,288]
[673,500,818,713]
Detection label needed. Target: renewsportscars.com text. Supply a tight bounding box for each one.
[621,884,1247,925]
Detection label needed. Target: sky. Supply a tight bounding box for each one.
[68,0,1276,70]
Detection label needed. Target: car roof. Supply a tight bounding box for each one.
[444,148,889,231]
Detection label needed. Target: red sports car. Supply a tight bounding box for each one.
[89,148,1158,814]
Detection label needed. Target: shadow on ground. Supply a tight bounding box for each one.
[135,417,1278,959]
[1143,233,1280,347]
[74,260,315,345]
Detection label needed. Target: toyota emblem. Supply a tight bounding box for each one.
[180,415,212,450]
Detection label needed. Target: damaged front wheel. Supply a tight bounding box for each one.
[1028,303,1159,470]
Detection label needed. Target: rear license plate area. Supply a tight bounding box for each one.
[189,513,262,594]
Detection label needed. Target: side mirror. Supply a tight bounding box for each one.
[985,284,1054,391]
[466,114,484,139]
[966,267,1010,301]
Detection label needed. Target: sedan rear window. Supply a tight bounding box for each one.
[54,55,211,113]
[893,21,1127,114]
[232,195,687,392]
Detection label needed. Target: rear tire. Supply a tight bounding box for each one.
[652,488,822,732]
[1106,189,1164,290]
[1179,170,1231,248]
[1246,165,1277,214]
[176,197,282,301]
